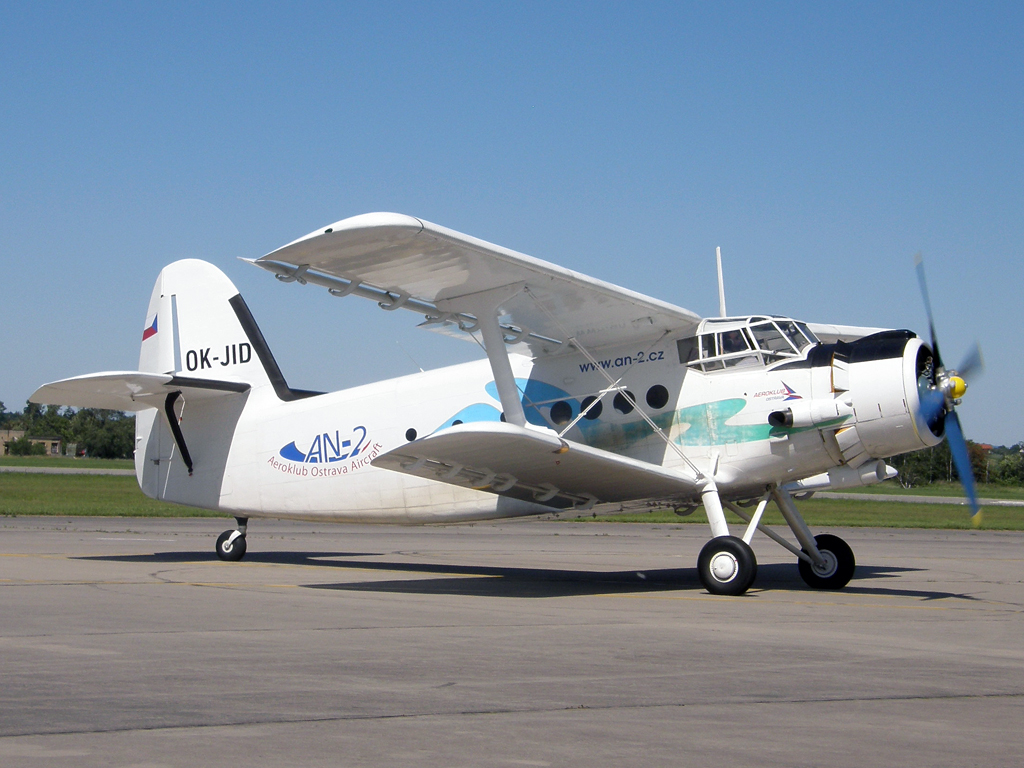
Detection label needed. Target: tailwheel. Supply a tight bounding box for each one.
[698,536,757,596]
[798,533,855,590]
[216,529,247,562]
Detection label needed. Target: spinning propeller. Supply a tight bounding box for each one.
[914,254,984,522]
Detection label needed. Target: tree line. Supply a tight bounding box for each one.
[887,439,1024,487]
[0,401,135,460]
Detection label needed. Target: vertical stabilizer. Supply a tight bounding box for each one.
[135,259,273,508]
[138,259,271,390]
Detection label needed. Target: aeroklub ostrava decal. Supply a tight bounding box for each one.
[751,382,803,402]
[269,426,383,477]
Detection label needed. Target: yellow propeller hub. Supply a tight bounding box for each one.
[948,376,968,400]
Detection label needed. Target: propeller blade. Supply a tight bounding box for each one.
[919,386,947,427]
[956,342,984,381]
[944,410,980,522]
[914,253,944,374]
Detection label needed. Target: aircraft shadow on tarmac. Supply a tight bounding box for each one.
[77,552,973,601]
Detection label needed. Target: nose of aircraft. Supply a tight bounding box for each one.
[914,254,984,523]
[947,375,967,401]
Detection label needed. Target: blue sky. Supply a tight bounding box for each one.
[2,2,1021,446]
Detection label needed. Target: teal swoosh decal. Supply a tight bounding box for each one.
[481,377,849,450]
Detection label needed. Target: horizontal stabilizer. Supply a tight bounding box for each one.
[372,422,700,510]
[30,371,249,412]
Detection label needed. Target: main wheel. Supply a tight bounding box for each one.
[798,533,855,589]
[698,536,757,596]
[216,530,247,562]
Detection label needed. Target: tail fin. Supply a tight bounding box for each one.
[140,259,319,400]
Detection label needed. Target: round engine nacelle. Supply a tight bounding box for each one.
[836,332,945,459]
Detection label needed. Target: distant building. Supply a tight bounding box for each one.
[0,429,63,456]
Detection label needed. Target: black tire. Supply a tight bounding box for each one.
[216,530,247,562]
[698,536,757,596]
[798,533,855,590]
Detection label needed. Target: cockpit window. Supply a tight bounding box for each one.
[720,329,749,354]
[680,315,816,373]
[749,322,797,357]
[797,322,818,345]
[777,320,813,352]
[676,337,698,364]
[700,333,718,359]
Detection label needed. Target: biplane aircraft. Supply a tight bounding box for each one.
[31,213,981,595]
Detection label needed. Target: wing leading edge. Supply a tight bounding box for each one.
[253,212,703,355]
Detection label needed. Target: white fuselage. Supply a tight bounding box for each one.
[135,329,936,524]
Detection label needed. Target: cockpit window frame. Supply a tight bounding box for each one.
[680,315,819,373]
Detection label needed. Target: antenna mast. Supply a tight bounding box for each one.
[716,246,727,317]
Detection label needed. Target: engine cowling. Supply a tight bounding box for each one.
[814,331,944,462]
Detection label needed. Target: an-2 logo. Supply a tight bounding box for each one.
[185,343,252,371]
[280,426,368,464]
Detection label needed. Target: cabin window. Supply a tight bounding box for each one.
[406,428,417,441]
[580,395,603,420]
[549,401,573,426]
[613,391,636,414]
[646,385,669,409]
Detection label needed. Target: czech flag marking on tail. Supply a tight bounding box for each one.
[142,315,158,341]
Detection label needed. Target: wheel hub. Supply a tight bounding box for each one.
[710,552,739,582]
[811,549,838,578]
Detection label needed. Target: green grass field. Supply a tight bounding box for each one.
[0,456,135,470]
[0,473,222,517]
[1,471,1021,529]
[832,479,1024,500]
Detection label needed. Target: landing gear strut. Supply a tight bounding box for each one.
[705,485,858,595]
[697,481,758,595]
[216,517,248,562]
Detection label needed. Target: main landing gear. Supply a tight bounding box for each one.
[697,536,757,596]
[696,483,855,596]
[216,517,248,561]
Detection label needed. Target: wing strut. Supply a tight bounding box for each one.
[522,286,707,481]
[438,284,527,427]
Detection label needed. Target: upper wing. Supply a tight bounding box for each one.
[253,212,702,355]
[806,323,889,344]
[372,422,701,510]
[30,371,249,412]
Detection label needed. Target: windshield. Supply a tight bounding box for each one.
[681,315,818,372]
